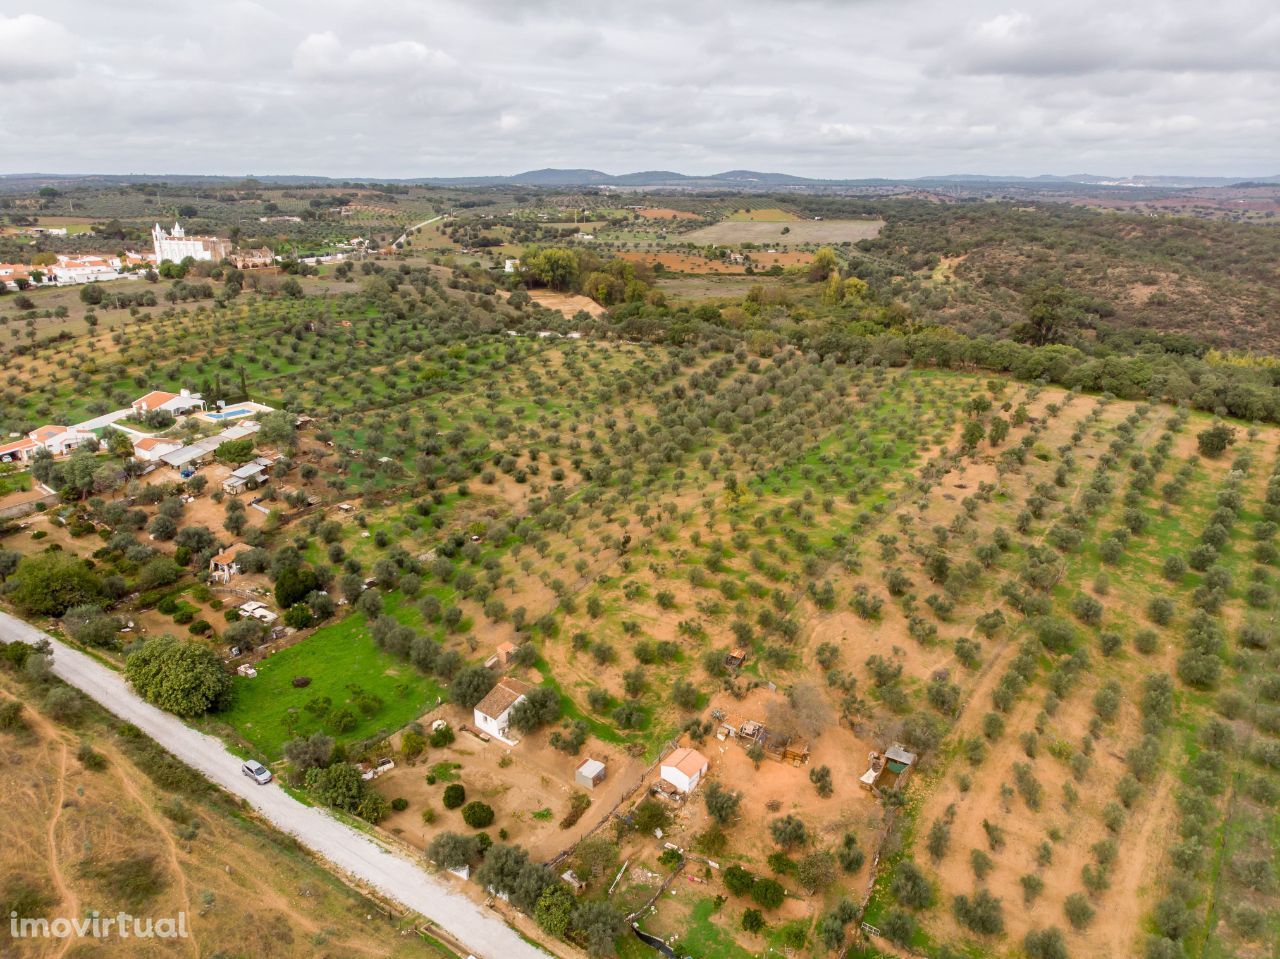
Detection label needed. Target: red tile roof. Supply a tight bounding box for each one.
[133,390,178,411]
[474,677,532,719]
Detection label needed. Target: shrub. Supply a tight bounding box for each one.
[953,888,1004,935]
[1025,927,1069,959]
[442,783,466,809]
[750,877,785,910]
[461,801,494,829]
[391,797,409,812]
[1064,892,1095,929]
[890,860,934,909]
[723,864,755,896]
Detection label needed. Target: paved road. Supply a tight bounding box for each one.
[394,214,444,248]
[0,611,549,959]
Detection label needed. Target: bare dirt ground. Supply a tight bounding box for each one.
[683,219,884,245]
[0,677,448,959]
[634,208,701,221]
[379,701,647,862]
[528,292,607,320]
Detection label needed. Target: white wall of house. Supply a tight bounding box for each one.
[474,699,524,742]
[659,759,707,794]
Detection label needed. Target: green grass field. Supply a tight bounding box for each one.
[223,612,443,760]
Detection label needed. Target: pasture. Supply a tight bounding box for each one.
[220,612,443,760]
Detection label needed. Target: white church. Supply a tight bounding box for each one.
[152,222,232,264]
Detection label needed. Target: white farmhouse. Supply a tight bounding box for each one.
[0,424,99,462]
[660,746,709,794]
[472,677,532,745]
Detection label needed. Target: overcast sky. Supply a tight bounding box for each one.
[2,0,1277,179]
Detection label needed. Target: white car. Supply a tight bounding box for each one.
[242,760,272,785]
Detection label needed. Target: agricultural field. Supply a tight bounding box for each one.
[4,182,1280,959]
[726,207,801,221]
[614,250,814,274]
[633,208,702,221]
[684,218,884,246]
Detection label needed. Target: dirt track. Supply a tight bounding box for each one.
[0,610,551,959]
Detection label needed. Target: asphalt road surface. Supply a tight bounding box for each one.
[0,611,549,959]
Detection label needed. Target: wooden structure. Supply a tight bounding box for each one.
[860,742,917,793]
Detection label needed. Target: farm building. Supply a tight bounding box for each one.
[131,436,184,462]
[472,677,532,745]
[238,601,278,624]
[209,544,252,583]
[859,743,917,793]
[575,757,606,790]
[660,747,709,794]
[160,421,260,473]
[223,460,270,494]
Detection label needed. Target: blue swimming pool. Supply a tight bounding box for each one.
[205,408,251,420]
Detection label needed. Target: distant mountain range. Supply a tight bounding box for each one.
[2,169,1278,192]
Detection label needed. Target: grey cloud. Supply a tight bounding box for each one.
[2,0,1277,178]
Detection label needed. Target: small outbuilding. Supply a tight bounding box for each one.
[575,757,606,790]
[223,461,269,494]
[209,544,251,583]
[660,746,709,795]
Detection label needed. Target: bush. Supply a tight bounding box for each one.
[442,783,466,809]
[723,864,755,896]
[426,830,479,869]
[750,877,785,910]
[953,888,1004,934]
[891,860,934,909]
[1064,892,1095,930]
[391,797,409,812]
[1025,927,1070,959]
[461,801,494,828]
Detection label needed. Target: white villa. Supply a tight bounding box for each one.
[131,389,205,417]
[0,424,98,463]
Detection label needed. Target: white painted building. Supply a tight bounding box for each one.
[0,424,99,462]
[152,222,231,264]
[660,747,709,794]
[472,677,531,745]
[131,436,184,462]
[131,389,205,417]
